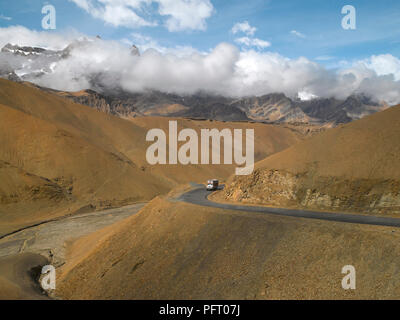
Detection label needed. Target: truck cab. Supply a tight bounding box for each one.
[206,179,219,191]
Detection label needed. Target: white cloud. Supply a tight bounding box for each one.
[157,0,214,31]
[119,42,239,94]
[1,26,400,105]
[69,0,214,31]
[232,21,270,50]
[0,25,82,50]
[69,0,156,28]
[360,54,400,81]
[298,91,318,101]
[235,37,271,49]
[232,21,256,36]
[290,30,306,38]
[0,14,12,21]
[128,33,161,51]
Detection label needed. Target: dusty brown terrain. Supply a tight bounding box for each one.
[0,79,303,236]
[0,202,146,299]
[0,203,145,267]
[0,253,49,300]
[3,78,400,300]
[220,104,400,215]
[0,83,166,236]
[55,193,400,300]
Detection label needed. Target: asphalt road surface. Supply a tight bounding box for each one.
[179,184,400,228]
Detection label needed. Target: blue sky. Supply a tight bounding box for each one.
[1,0,399,67]
[1,1,400,103]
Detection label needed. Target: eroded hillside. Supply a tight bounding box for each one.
[219,105,400,215]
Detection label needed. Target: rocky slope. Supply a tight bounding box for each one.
[0,43,70,83]
[296,94,388,123]
[49,87,387,125]
[219,104,400,215]
[231,93,312,123]
[46,88,141,118]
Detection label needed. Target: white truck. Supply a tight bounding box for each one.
[206,179,219,191]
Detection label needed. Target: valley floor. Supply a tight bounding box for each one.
[0,203,145,299]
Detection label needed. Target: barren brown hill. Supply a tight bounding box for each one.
[0,79,303,235]
[0,81,168,236]
[0,159,73,236]
[55,193,400,300]
[220,104,400,215]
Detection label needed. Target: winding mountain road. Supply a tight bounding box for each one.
[1,184,400,299]
[179,184,400,228]
[2,184,399,265]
